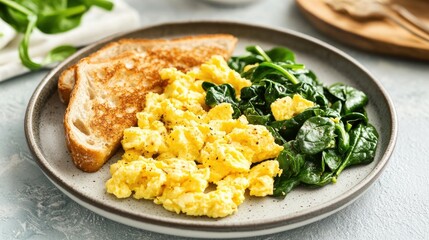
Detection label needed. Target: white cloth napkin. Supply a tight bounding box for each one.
[0,0,140,82]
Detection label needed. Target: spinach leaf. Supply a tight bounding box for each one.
[269,107,319,140]
[228,45,296,74]
[315,172,336,187]
[295,82,328,107]
[296,116,336,155]
[203,82,238,106]
[336,124,379,176]
[43,45,76,64]
[242,107,271,125]
[263,79,289,105]
[328,83,368,114]
[240,84,265,101]
[202,82,241,118]
[322,149,342,171]
[335,121,350,154]
[228,54,263,73]
[0,0,32,32]
[18,14,40,69]
[257,62,300,85]
[342,112,368,126]
[273,141,305,197]
[297,70,318,84]
[276,141,305,179]
[246,45,272,62]
[324,101,342,119]
[266,47,295,62]
[239,84,267,114]
[273,177,300,197]
[298,161,322,185]
[265,126,287,145]
[0,0,113,69]
[331,100,343,113]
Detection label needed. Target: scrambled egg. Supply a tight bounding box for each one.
[106,56,283,218]
[270,94,315,121]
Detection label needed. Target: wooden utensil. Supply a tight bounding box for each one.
[296,0,429,61]
[325,0,429,42]
[392,4,429,36]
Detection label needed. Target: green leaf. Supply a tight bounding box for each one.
[36,0,113,34]
[270,107,319,140]
[258,62,300,85]
[203,82,238,106]
[86,0,114,11]
[246,45,272,62]
[266,47,295,62]
[322,149,342,171]
[315,172,335,187]
[265,126,287,145]
[43,45,76,64]
[0,0,33,32]
[328,83,368,114]
[0,0,113,70]
[336,124,379,176]
[18,14,42,70]
[276,141,306,179]
[202,82,241,118]
[324,101,342,119]
[242,107,271,125]
[228,46,297,75]
[293,82,328,107]
[240,84,265,103]
[273,177,300,197]
[341,112,368,126]
[36,5,87,34]
[227,55,263,73]
[335,121,350,154]
[298,161,321,185]
[296,116,336,155]
[263,79,289,105]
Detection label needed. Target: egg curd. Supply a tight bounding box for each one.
[270,94,315,121]
[105,56,284,218]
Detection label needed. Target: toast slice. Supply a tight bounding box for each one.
[63,34,238,172]
[58,34,238,103]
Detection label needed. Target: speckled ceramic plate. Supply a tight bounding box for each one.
[25,21,397,239]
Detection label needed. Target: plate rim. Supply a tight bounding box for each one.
[24,20,398,236]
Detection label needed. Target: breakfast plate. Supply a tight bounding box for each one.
[25,21,397,238]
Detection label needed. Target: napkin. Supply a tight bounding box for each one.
[0,0,140,82]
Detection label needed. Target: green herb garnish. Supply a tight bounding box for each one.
[0,0,114,70]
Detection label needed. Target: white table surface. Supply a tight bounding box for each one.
[1,0,428,239]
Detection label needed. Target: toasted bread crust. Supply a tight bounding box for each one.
[58,34,237,104]
[64,123,114,172]
[63,34,238,172]
[64,55,165,172]
[58,66,76,103]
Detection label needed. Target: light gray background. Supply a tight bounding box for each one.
[0,0,428,239]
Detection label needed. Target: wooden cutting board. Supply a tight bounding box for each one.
[296,0,429,61]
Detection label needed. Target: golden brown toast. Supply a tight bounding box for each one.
[63,34,238,172]
[58,35,238,103]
